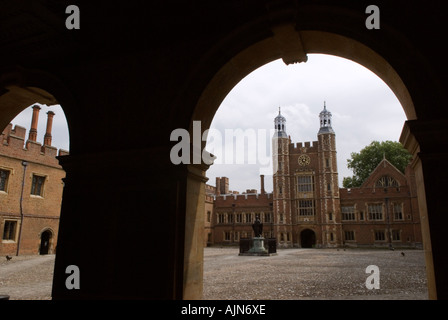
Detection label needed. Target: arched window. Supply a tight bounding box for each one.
[375,175,399,188]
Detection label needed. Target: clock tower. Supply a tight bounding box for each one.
[271,102,342,248]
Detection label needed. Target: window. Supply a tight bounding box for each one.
[368,204,383,220]
[224,232,231,241]
[392,230,401,241]
[342,206,356,221]
[31,174,46,196]
[2,220,17,241]
[325,158,330,168]
[359,211,364,221]
[207,211,211,222]
[236,213,243,223]
[374,230,386,241]
[375,175,399,188]
[218,213,225,224]
[245,213,252,223]
[299,200,315,216]
[264,212,272,223]
[393,203,403,220]
[227,213,234,223]
[344,231,355,241]
[297,175,314,192]
[0,169,10,192]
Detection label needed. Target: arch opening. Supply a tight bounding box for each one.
[0,69,71,262]
[186,27,431,300]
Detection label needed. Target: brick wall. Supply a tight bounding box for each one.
[0,123,66,255]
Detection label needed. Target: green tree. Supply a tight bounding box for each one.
[342,141,412,188]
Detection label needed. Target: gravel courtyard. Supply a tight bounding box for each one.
[203,247,428,300]
[0,247,428,300]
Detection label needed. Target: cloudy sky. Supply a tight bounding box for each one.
[10,104,69,152]
[205,54,406,193]
[9,54,406,194]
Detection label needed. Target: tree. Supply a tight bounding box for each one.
[342,141,412,188]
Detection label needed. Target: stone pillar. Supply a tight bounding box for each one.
[183,162,210,299]
[52,147,188,299]
[400,119,448,300]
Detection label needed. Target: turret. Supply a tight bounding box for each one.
[318,101,334,135]
[274,107,287,138]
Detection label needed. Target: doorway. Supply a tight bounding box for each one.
[300,229,316,248]
[39,230,52,255]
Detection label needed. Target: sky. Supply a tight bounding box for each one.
[204,54,407,193]
[9,104,69,152]
[8,54,407,193]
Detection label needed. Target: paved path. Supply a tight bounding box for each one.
[0,248,428,300]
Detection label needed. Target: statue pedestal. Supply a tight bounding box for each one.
[239,237,276,256]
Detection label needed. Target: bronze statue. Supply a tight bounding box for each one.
[252,217,263,237]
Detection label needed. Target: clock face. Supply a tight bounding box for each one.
[298,155,310,166]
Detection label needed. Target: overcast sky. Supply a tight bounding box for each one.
[205,54,406,193]
[10,104,69,152]
[9,54,406,193]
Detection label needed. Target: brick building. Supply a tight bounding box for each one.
[206,104,422,249]
[207,176,273,246]
[339,158,421,248]
[0,105,67,255]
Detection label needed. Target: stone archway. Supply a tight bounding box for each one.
[0,67,77,137]
[187,25,433,299]
[2,1,445,301]
[300,229,316,248]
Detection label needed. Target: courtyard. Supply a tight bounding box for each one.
[0,247,428,300]
[203,247,428,300]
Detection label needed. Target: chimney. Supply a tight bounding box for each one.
[260,174,265,194]
[220,177,229,195]
[28,105,41,142]
[44,111,55,146]
[215,177,221,196]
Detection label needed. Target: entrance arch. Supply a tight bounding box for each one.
[190,30,417,136]
[300,229,316,248]
[39,229,53,255]
[186,14,436,299]
[2,1,444,301]
[0,67,76,151]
